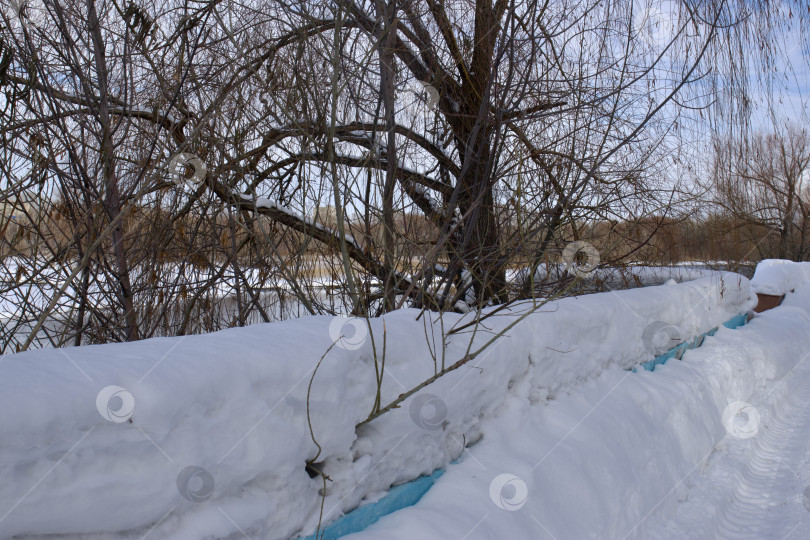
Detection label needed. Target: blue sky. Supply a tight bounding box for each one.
[750,25,809,129]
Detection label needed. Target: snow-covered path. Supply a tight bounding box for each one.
[341,286,810,540]
[641,349,810,539]
[714,370,810,540]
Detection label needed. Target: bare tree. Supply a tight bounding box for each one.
[1,0,808,351]
[714,124,810,261]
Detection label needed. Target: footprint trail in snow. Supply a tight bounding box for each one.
[641,356,810,539]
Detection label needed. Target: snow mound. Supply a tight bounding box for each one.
[0,274,754,539]
[750,259,810,295]
[347,286,810,540]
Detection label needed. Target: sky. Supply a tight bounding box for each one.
[749,20,809,130]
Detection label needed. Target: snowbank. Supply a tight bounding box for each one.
[347,286,810,539]
[0,273,754,539]
[750,259,810,295]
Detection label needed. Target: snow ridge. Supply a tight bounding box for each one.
[0,274,754,539]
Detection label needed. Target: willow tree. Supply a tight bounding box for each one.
[2,0,809,349]
[210,0,737,309]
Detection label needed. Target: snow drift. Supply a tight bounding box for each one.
[0,273,755,538]
[347,285,810,539]
[750,259,810,295]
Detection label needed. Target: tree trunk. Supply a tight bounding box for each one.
[447,0,508,305]
[375,0,398,311]
[88,0,138,341]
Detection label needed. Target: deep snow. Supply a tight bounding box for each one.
[344,287,810,539]
[0,270,781,539]
[750,259,810,296]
